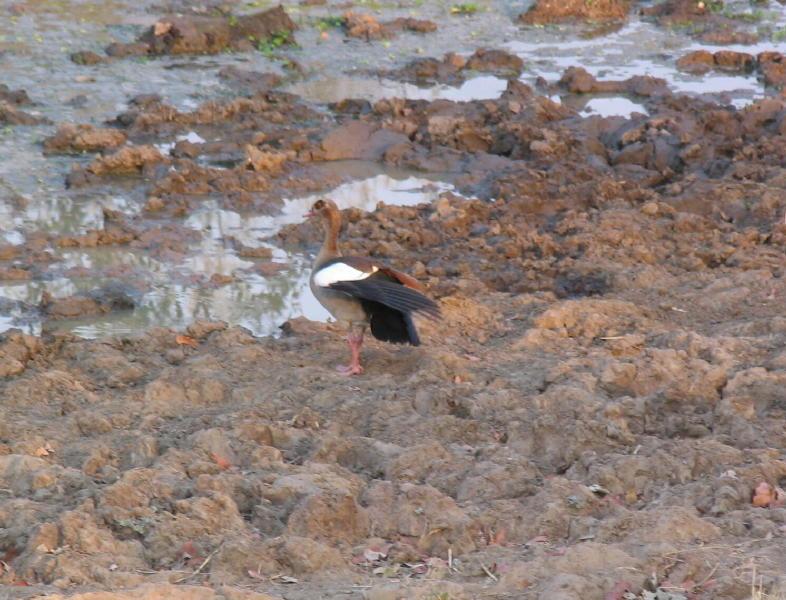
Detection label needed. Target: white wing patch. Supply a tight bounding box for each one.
[314,262,377,287]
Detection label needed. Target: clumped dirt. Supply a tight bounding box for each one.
[0,84,32,106]
[3,2,786,600]
[343,12,437,41]
[521,0,631,24]
[88,6,296,59]
[43,124,128,155]
[640,0,778,43]
[677,51,786,88]
[0,86,48,125]
[376,49,524,85]
[558,66,668,97]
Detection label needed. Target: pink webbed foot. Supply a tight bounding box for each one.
[334,330,364,376]
[335,363,364,376]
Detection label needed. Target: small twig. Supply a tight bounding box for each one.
[694,562,720,590]
[174,542,223,584]
[480,562,498,582]
[448,547,453,571]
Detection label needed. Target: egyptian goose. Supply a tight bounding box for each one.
[305,199,440,375]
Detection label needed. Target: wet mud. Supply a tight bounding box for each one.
[1,1,786,599]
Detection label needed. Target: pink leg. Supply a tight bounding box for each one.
[336,331,364,376]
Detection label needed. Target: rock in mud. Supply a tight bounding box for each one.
[760,52,786,88]
[40,284,138,320]
[520,0,631,24]
[714,50,755,72]
[344,12,437,40]
[641,0,712,22]
[70,50,107,65]
[679,50,784,86]
[0,84,31,105]
[218,66,282,92]
[66,145,168,187]
[43,124,127,154]
[676,50,715,74]
[321,121,409,161]
[0,102,48,125]
[102,6,295,57]
[387,17,438,34]
[105,41,152,57]
[344,12,385,40]
[466,48,524,76]
[382,48,523,85]
[244,145,289,174]
[40,293,108,319]
[0,329,41,378]
[559,66,667,96]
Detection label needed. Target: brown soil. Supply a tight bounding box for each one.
[676,51,786,88]
[559,66,668,96]
[377,49,524,85]
[344,12,437,41]
[0,102,48,126]
[3,6,786,600]
[0,84,32,106]
[43,124,128,154]
[91,6,296,58]
[640,0,769,42]
[521,0,631,24]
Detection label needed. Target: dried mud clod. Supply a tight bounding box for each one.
[78,5,297,59]
[343,12,437,41]
[677,51,786,89]
[377,48,524,86]
[520,0,631,24]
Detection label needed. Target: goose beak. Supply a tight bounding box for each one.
[304,210,316,218]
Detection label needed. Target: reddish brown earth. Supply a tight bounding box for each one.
[641,0,773,42]
[83,6,297,59]
[43,124,128,155]
[559,66,668,96]
[343,12,437,41]
[3,3,786,599]
[677,51,785,87]
[1,70,786,599]
[520,0,631,24]
[376,49,524,86]
[0,85,44,125]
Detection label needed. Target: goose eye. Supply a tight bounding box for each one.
[314,200,325,210]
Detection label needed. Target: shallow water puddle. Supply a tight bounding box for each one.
[286,74,509,104]
[579,96,648,118]
[549,92,650,118]
[186,173,453,246]
[507,17,779,107]
[0,171,455,338]
[291,14,778,110]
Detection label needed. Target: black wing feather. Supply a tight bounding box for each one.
[362,300,420,345]
[328,278,440,321]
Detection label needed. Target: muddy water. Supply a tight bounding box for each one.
[286,74,510,104]
[287,14,786,114]
[2,0,785,338]
[507,14,786,108]
[0,162,454,337]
